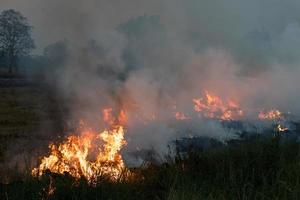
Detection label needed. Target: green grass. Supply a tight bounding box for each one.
[1,136,300,200]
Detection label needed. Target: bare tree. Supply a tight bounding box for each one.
[0,9,35,74]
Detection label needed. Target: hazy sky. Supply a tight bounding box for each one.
[1,0,300,57]
[0,0,163,51]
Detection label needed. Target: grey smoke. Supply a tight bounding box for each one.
[1,0,300,160]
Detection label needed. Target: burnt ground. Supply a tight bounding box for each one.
[0,77,65,182]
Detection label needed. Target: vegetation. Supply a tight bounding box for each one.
[0,8,299,200]
[0,134,300,200]
[0,78,64,183]
[0,9,35,74]
[0,76,299,200]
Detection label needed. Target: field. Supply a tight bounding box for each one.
[1,78,300,200]
[0,77,64,182]
[1,136,300,199]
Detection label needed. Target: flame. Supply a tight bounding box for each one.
[118,110,128,125]
[175,112,189,120]
[193,91,243,120]
[258,109,283,120]
[277,124,288,132]
[103,108,114,126]
[32,90,292,182]
[32,109,127,181]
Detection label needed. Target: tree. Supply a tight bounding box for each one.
[0,9,35,74]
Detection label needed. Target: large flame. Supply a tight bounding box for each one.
[32,109,127,181]
[193,91,243,120]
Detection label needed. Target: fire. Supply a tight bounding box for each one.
[193,91,243,120]
[32,109,127,181]
[118,110,128,125]
[175,112,189,120]
[258,109,283,120]
[32,90,292,182]
[277,124,288,132]
[103,108,114,125]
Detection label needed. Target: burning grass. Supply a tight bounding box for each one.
[2,135,300,200]
[32,126,127,182]
[1,86,299,199]
[193,90,243,120]
[32,109,128,182]
[30,90,293,183]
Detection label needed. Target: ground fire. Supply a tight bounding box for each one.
[193,90,243,121]
[258,109,284,120]
[32,109,127,182]
[32,91,291,181]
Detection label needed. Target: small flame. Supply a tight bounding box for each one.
[175,112,189,120]
[103,108,114,126]
[258,109,283,120]
[277,124,288,132]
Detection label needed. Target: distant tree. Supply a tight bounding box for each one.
[0,9,35,74]
[43,40,68,68]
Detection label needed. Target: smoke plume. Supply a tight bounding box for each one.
[1,0,300,162]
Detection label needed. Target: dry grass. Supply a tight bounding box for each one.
[1,136,300,200]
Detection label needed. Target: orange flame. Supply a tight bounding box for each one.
[175,112,189,120]
[258,109,283,120]
[193,91,243,120]
[277,124,288,132]
[32,109,127,181]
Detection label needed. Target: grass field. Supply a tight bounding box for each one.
[0,77,64,182]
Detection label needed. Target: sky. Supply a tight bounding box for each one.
[1,0,300,56]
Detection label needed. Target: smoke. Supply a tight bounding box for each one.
[1,0,300,161]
